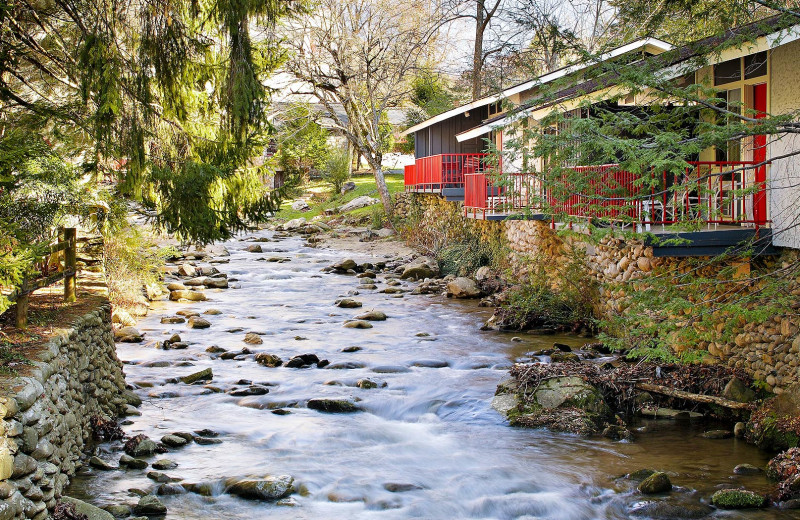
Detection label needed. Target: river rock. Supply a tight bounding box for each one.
[225,475,294,501]
[170,290,207,302]
[344,320,373,329]
[326,362,367,370]
[88,456,117,471]
[338,196,378,213]
[282,218,306,231]
[152,459,178,470]
[180,368,213,384]
[550,351,580,362]
[125,436,158,457]
[246,245,263,253]
[104,504,133,518]
[410,360,449,368]
[355,310,387,321]
[157,484,187,496]
[638,472,672,494]
[255,353,283,367]
[342,346,362,353]
[723,378,757,403]
[286,354,319,368]
[206,345,226,354]
[161,434,189,448]
[188,316,211,329]
[160,316,185,324]
[243,333,263,345]
[700,430,732,439]
[733,464,763,475]
[446,277,480,298]
[133,495,167,516]
[356,379,382,389]
[177,309,200,317]
[178,264,197,277]
[629,501,714,519]
[400,258,439,281]
[114,327,143,343]
[229,386,270,397]
[119,454,148,469]
[60,497,115,520]
[307,398,361,413]
[336,298,362,308]
[291,200,310,211]
[205,278,229,289]
[711,489,765,509]
[383,483,423,493]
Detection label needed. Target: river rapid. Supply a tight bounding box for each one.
[68,230,793,519]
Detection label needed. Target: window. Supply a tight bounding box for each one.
[714,52,768,86]
[744,51,768,79]
[714,58,741,86]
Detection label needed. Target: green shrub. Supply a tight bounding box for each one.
[103,225,167,316]
[323,149,350,194]
[370,204,386,230]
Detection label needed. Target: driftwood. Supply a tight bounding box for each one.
[635,382,752,410]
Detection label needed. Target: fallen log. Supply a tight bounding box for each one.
[635,382,753,410]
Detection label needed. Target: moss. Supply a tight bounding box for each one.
[711,489,766,509]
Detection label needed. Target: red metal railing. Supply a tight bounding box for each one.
[464,172,538,219]
[404,164,416,190]
[405,153,488,191]
[637,161,769,227]
[463,161,769,227]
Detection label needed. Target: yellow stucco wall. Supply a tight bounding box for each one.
[768,39,800,249]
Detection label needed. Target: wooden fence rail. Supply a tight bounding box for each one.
[6,228,78,329]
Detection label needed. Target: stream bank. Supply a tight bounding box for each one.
[65,225,798,519]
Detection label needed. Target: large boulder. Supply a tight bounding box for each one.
[307,398,361,413]
[114,327,143,343]
[59,497,115,520]
[638,472,672,494]
[400,258,439,281]
[338,196,379,213]
[711,489,766,509]
[225,475,294,501]
[446,277,480,298]
[746,383,800,451]
[282,218,307,231]
[133,495,167,516]
[291,200,310,212]
[497,376,611,436]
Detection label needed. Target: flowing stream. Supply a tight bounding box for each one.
[68,230,792,519]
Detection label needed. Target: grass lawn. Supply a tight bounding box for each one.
[275,172,404,221]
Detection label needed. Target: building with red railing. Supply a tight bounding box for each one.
[401,15,800,257]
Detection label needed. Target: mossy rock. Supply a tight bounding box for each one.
[638,472,672,494]
[711,489,766,509]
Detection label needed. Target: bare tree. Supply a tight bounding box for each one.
[439,0,507,100]
[284,0,439,214]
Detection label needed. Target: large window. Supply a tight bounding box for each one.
[712,51,768,162]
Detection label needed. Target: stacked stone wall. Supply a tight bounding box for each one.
[0,304,127,519]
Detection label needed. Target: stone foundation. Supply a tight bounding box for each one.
[0,303,127,519]
[396,192,800,392]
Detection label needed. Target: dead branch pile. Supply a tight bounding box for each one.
[510,361,754,415]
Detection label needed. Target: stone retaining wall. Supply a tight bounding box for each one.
[396,193,800,392]
[0,304,128,519]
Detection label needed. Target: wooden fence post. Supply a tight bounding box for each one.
[15,279,29,329]
[64,228,77,303]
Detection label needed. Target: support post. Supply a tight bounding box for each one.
[15,279,28,329]
[64,227,77,303]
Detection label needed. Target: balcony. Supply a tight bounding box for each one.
[463,161,775,256]
[404,154,489,200]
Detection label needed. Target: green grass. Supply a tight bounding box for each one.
[275,173,404,221]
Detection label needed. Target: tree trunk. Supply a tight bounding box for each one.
[635,383,753,410]
[367,155,394,216]
[472,0,485,101]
